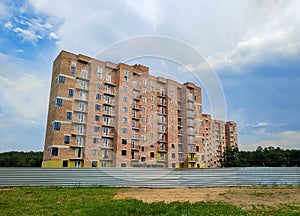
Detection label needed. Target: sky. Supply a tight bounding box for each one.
[0,0,300,152]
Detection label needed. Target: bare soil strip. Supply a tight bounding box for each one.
[114,186,300,209]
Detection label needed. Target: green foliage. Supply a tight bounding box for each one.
[0,151,43,167]
[0,187,298,216]
[222,146,300,167]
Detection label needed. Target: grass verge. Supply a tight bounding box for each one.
[0,186,299,216]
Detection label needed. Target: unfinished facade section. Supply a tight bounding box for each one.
[42,51,238,168]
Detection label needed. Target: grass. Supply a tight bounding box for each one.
[0,186,299,216]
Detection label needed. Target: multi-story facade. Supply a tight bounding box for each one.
[42,51,238,168]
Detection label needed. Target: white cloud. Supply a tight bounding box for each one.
[13,27,41,41]
[4,21,12,29]
[49,32,58,40]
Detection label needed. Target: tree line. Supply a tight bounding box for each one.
[0,151,43,167]
[0,147,299,167]
[222,146,300,167]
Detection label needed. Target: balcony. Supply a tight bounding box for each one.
[158,101,167,106]
[102,121,114,128]
[131,136,140,141]
[132,124,140,130]
[131,144,140,151]
[187,113,195,119]
[157,139,167,143]
[74,97,88,102]
[103,90,115,96]
[70,144,85,148]
[158,121,167,124]
[73,109,88,114]
[158,147,167,152]
[132,114,141,120]
[102,132,114,139]
[99,156,113,161]
[157,157,167,163]
[157,92,166,98]
[188,155,198,162]
[132,104,141,110]
[103,112,114,117]
[133,95,141,101]
[131,154,141,161]
[104,80,116,86]
[133,85,140,91]
[103,100,114,106]
[101,144,114,150]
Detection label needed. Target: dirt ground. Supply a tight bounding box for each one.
[114,186,300,209]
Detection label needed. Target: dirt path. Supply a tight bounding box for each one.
[114,186,300,209]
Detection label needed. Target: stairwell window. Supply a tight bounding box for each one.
[64,135,70,144]
[51,147,58,156]
[124,70,129,82]
[55,98,63,107]
[66,112,72,120]
[57,75,65,84]
[68,89,74,97]
[52,122,61,131]
[70,61,76,75]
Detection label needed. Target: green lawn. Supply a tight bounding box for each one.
[0,187,298,216]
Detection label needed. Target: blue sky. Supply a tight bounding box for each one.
[0,0,300,152]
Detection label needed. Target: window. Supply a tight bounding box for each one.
[78,113,85,122]
[142,126,146,132]
[79,102,85,111]
[78,80,88,89]
[172,163,176,168]
[141,146,146,152]
[142,97,147,103]
[142,117,147,122]
[77,125,84,134]
[62,160,68,167]
[52,122,61,131]
[142,79,147,85]
[172,144,175,149]
[141,135,146,142]
[102,162,107,167]
[196,146,199,152]
[76,136,83,145]
[142,107,146,113]
[123,96,128,102]
[71,61,76,75]
[150,133,154,138]
[150,114,154,119]
[79,91,87,100]
[55,98,63,107]
[122,139,127,144]
[92,149,98,156]
[141,157,146,162]
[124,70,129,82]
[68,89,74,97]
[92,161,98,167]
[97,66,103,79]
[123,107,128,113]
[122,117,128,123]
[150,123,154,129]
[124,86,128,92]
[64,135,70,144]
[95,115,100,121]
[96,94,101,100]
[51,147,58,156]
[122,128,128,134]
[96,83,102,89]
[93,137,99,144]
[95,104,101,111]
[142,88,147,94]
[104,106,110,114]
[151,104,155,110]
[150,152,155,158]
[94,126,100,132]
[151,95,154,101]
[121,150,127,156]
[81,69,88,79]
[121,163,126,167]
[66,112,72,120]
[172,153,176,158]
[57,75,65,84]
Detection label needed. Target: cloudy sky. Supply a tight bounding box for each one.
[0,0,299,152]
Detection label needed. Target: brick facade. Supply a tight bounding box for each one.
[42,50,238,168]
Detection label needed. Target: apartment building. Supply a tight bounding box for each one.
[42,50,238,168]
